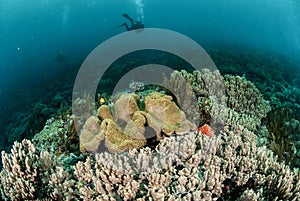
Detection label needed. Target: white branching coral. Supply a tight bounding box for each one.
[0,139,75,201]
[0,140,47,200]
[223,75,271,130]
[1,122,299,201]
[72,126,299,200]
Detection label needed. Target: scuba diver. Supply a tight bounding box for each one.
[55,51,65,62]
[116,13,144,31]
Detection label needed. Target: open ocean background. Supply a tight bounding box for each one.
[0,0,300,151]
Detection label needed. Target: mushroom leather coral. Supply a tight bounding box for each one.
[145,92,196,136]
[79,116,104,152]
[101,119,146,153]
[80,92,196,153]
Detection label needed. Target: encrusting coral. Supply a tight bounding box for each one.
[1,69,298,201]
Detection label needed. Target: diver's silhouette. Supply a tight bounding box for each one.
[55,51,65,62]
[116,13,144,31]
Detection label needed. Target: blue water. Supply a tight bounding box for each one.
[0,0,300,147]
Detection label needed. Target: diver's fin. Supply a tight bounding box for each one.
[114,23,130,31]
[122,13,134,24]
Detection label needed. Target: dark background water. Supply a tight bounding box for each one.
[0,0,300,151]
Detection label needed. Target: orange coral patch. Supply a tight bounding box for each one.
[197,124,214,137]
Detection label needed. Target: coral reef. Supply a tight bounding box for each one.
[129,81,145,92]
[4,103,55,151]
[262,85,300,168]
[1,68,299,200]
[224,74,270,121]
